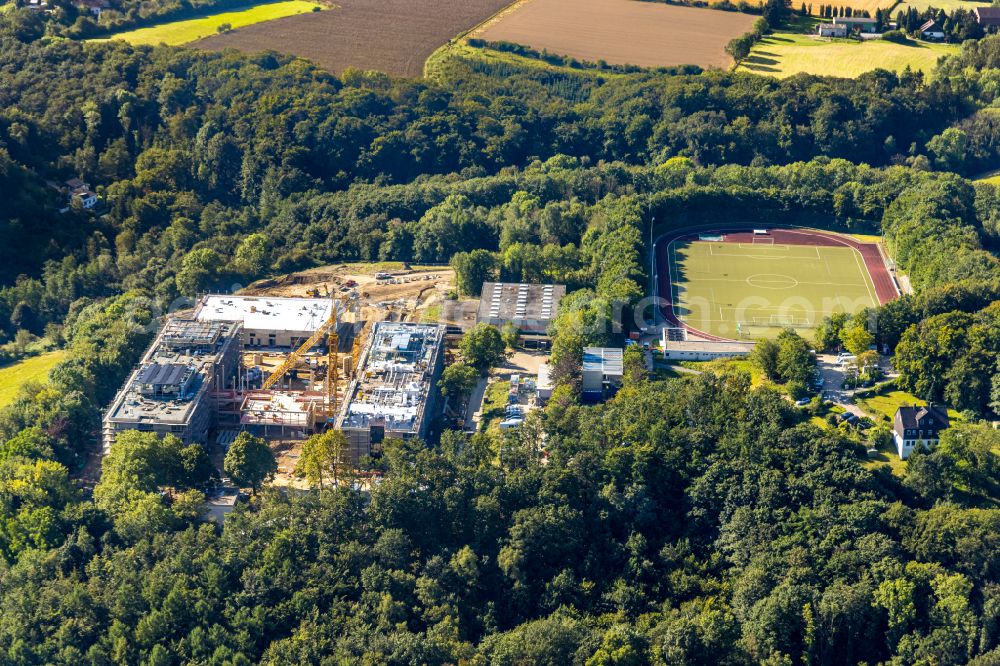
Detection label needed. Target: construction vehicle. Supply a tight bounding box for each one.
[260,292,340,418]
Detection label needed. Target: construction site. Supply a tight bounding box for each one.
[102,264,459,486]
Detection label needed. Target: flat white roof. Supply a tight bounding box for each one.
[536,361,553,390]
[196,295,333,332]
[663,340,755,353]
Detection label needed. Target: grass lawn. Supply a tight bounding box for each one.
[739,33,960,78]
[857,389,962,424]
[93,0,324,46]
[480,380,511,430]
[677,357,776,388]
[426,40,629,82]
[863,436,908,476]
[848,233,883,244]
[0,351,67,409]
[420,304,441,323]
[975,168,1000,186]
[669,238,879,339]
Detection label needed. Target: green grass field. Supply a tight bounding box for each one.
[669,239,879,339]
[481,380,511,431]
[739,33,960,79]
[425,40,629,82]
[857,389,962,424]
[0,351,67,409]
[975,168,1000,185]
[93,0,323,46]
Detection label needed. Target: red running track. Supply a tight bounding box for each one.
[655,227,898,342]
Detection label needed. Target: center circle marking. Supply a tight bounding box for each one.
[746,273,799,290]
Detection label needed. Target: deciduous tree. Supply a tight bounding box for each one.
[224,432,276,494]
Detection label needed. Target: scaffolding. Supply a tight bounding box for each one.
[336,322,446,462]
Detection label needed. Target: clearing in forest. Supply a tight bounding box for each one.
[739,33,960,78]
[92,0,325,46]
[975,169,1000,185]
[475,0,757,69]
[660,229,889,340]
[0,351,67,409]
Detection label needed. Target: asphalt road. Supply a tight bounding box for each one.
[816,354,866,417]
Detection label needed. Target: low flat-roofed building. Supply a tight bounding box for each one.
[196,295,334,348]
[204,490,241,524]
[103,318,242,451]
[582,347,624,395]
[536,361,553,402]
[476,282,566,348]
[335,322,446,464]
[662,337,755,361]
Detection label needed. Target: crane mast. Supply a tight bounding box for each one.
[259,292,338,417]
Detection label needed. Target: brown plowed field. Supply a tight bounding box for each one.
[193,0,513,77]
[477,0,756,69]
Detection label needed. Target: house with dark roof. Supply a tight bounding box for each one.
[919,19,945,41]
[893,404,950,459]
[974,6,1000,31]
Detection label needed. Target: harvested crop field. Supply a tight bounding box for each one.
[476,0,756,69]
[193,0,513,76]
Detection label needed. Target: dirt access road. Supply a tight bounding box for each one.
[477,0,755,69]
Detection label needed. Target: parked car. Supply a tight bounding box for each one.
[795,397,811,406]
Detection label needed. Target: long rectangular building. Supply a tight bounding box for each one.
[335,322,446,464]
[195,294,334,348]
[476,282,566,346]
[661,338,755,361]
[102,318,242,451]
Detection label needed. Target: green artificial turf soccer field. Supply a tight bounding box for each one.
[668,240,879,340]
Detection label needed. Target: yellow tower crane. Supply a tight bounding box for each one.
[260,294,339,417]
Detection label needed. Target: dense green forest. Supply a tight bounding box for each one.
[0,18,999,666]
[3,0,268,39]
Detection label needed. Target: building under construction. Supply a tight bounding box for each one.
[103,297,447,467]
[102,318,242,451]
[335,322,446,464]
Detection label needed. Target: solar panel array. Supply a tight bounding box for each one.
[540,285,554,319]
[515,284,529,318]
[489,284,502,319]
